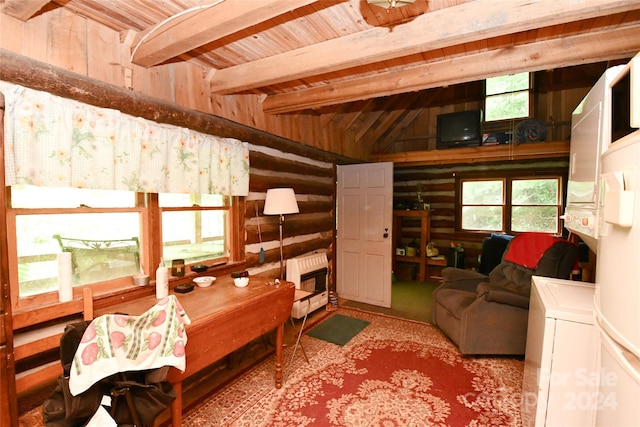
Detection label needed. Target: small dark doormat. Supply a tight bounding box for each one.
[306,314,370,346]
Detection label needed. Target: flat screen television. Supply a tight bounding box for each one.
[436,109,483,149]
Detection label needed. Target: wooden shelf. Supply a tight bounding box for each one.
[371,140,570,166]
[393,210,431,282]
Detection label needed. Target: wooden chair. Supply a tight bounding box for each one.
[80,288,145,426]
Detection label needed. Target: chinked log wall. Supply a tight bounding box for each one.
[245,147,336,274]
[0,49,352,413]
[393,158,569,272]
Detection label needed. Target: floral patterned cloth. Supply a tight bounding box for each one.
[69,295,191,396]
[0,81,249,196]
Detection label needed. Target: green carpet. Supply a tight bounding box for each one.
[306,314,370,346]
[342,280,438,323]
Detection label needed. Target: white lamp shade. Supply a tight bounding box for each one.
[263,188,299,215]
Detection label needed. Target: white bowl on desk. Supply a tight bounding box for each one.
[233,277,249,288]
[193,276,216,287]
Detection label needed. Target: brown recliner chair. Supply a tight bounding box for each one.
[431,233,578,355]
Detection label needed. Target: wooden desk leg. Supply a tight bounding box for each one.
[170,381,183,426]
[275,323,284,388]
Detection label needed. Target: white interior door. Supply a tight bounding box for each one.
[336,162,393,308]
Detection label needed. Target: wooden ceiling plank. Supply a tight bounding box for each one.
[378,105,425,153]
[2,0,51,21]
[336,99,371,131]
[319,109,340,128]
[337,110,364,133]
[130,0,317,68]
[353,95,405,143]
[366,108,409,148]
[209,0,640,94]
[367,93,423,148]
[262,23,640,113]
[377,88,450,153]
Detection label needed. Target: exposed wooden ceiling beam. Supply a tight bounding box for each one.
[130,0,316,67]
[2,0,50,21]
[209,0,639,94]
[262,23,640,113]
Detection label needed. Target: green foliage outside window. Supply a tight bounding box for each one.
[485,72,530,121]
[511,179,559,233]
[12,186,229,297]
[461,177,560,233]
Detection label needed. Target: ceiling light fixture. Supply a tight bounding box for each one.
[366,0,416,9]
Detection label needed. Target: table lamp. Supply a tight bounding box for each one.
[263,188,299,280]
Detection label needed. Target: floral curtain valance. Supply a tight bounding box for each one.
[1,81,249,196]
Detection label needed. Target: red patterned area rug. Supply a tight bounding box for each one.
[184,308,524,426]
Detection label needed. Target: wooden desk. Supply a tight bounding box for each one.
[96,276,295,426]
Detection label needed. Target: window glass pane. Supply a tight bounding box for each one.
[485,92,529,121]
[162,210,227,264]
[159,193,226,207]
[512,179,558,205]
[486,72,529,95]
[462,206,503,231]
[16,213,140,296]
[512,206,559,233]
[11,185,135,208]
[462,180,503,204]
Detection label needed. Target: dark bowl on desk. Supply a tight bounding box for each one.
[191,264,209,273]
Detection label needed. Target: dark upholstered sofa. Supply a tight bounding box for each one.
[431,233,578,355]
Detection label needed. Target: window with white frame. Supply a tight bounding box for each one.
[458,175,562,234]
[485,72,531,122]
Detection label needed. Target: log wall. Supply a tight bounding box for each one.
[393,158,569,276]
[245,145,336,278]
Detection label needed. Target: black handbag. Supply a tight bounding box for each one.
[42,375,98,427]
[109,378,176,425]
[44,372,175,426]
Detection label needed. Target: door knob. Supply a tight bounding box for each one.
[383,228,389,238]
